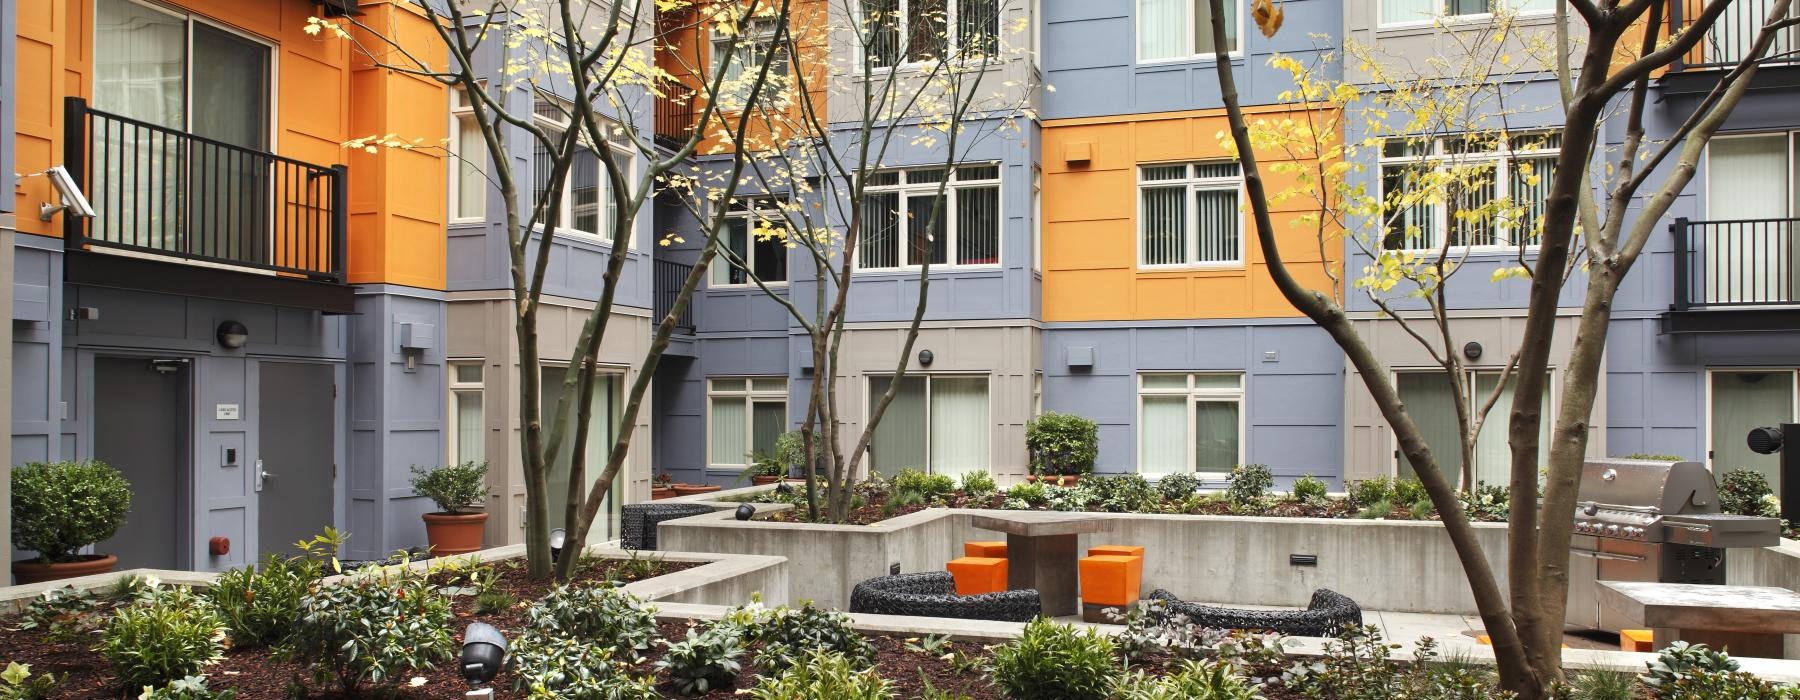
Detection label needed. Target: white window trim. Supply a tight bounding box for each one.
[449,82,489,224]
[1377,133,1560,255]
[864,372,995,476]
[1134,0,1245,64]
[709,15,793,110]
[1376,0,1556,30]
[1703,367,1800,473]
[531,95,636,249]
[711,195,791,288]
[1135,372,1246,478]
[857,0,1004,73]
[1704,131,1798,220]
[1135,161,1246,269]
[707,377,789,470]
[1386,367,1556,483]
[448,361,485,466]
[857,165,1004,272]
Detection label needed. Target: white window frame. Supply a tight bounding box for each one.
[1387,367,1556,484]
[857,164,1004,271]
[1136,161,1245,269]
[1376,0,1556,29]
[711,195,791,287]
[1703,367,1800,472]
[1377,133,1560,254]
[706,377,789,470]
[857,0,1004,72]
[448,361,485,466]
[1134,0,1244,64]
[532,94,635,248]
[449,81,489,223]
[1135,372,1246,478]
[864,372,995,475]
[709,15,792,110]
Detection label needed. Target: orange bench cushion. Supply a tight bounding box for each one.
[1088,545,1144,558]
[1079,554,1142,607]
[1621,629,1654,653]
[947,556,1008,595]
[964,541,1008,558]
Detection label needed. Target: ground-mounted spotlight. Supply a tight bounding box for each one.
[774,482,795,496]
[460,622,507,697]
[549,528,568,563]
[735,503,756,521]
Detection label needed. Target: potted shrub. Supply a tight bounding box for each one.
[11,460,132,584]
[744,431,809,486]
[1026,412,1099,485]
[745,452,787,486]
[671,482,723,497]
[652,473,677,500]
[409,461,489,556]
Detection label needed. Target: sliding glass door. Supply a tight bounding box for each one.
[541,367,625,544]
[1710,370,1798,493]
[868,375,991,479]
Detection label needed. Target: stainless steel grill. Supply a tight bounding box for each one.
[1566,458,1781,631]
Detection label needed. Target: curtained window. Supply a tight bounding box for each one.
[1138,0,1238,61]
[868,375,991,478]
[1138,373,1243,476]
[1704,134,1796,304]
[540,367,625,543]
[1381,0,1553,26]
[1396,369,1552,489]
[450,84,488,220]
[862,0,1000,68]
[1139,162,1242,267]
[531,94,631,246]
[708,378,788,468]
[712,196,791,285]
[1710,371,1797,494]
[449,363,485,467]
[859,165,1002,269]
[712,16,791,109]
[1379,133,1559,252]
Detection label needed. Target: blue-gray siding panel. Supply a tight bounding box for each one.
[1606,318,1800,463]
[347,287,449,561]
[11,236,62,465]
[652,334,792,487]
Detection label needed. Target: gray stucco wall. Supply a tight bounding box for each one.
[1,216,14,572]
[347,286,448,561]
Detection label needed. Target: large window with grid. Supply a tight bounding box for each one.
[859,165,1001,270]
[709,378,788,469]
[712,16,791,109]
[1379,0,1552,27]
[450,84,488,221]
[540,366,624,544]
[861,0,1001,68]
[713,196,791,286]
[531,94,632,246]
[1139,162,1243,267]
[868,375,991,478]
[1394,369,1551,489]
[1137,0,1239,61]
[1138,373,1243,476]
[448,362,484,466]
[1379,133,1559,252]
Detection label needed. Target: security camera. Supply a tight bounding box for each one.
[39,166,96,222]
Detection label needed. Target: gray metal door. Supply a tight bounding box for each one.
[257,362,335,559]
[95,357,188,571]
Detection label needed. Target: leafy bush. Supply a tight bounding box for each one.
[1348,477,1393,508]
[656,623,746,696]
[284,565,454,694]
[408,461,488,514]
[750,603,875,673]
[209,554,322,647]
[507,635,659,700]
[960,470,998,498]
[1719,469,1781,518]
[100,586,226,689]
[1158,473,1200,502]
[892,469,957,505]
[1225,464,1274,506]
[1640,642,1742,696]
[1026,412,1099,476]
[135,676,237,700]
[11,460,132,562]
[1623,453,1686,461]
[1004,481,1049,508]
[525,584,659,662]
[1391,478,1426,506]
[1116,660,1263,700]
[748,650,892,700]
[1290,474,1329,503]
[1084,474,1158,513]
[1460,483,1511,522]
[991,618,1122,700]
[0,662,57,700]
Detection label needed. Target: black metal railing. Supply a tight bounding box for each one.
[655,259,697,333]
[1671,216,1800,310]
[63,97,347,282]
[1669,0,1800,70]
[654,81,698,151]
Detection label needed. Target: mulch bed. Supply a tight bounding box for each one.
[759,489,1445,526]
[765,492,1008,525]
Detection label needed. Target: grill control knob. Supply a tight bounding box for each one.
[1606,525,1621,536]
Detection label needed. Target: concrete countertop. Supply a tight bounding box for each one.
[1600,581,1800,633]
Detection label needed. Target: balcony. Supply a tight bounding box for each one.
[1668,0,1800,71]
[655,258,698,335]
[1664,216,1800,333]
[654,81,699,152]
[61,97,354,313]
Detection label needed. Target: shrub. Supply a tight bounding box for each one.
[656,623,745,696]
[11,460,132,562]
[135,676,237,700]
[1116,660,1263,700]
[208,554,322,647]
[1460,483,1511,522]
[1225,464,1274,506]
[991,618,1122,700]
[1085,474,1157,513]
[1348,477,1394,508]
[1391,478,1426,506]
[408,461,488,514]
[507,634,658,700]
[750,603,875,673]
[1290,474,1329,503]
[892,468,957,505]
[284,565,454,694]
[1,662,57,700]
[1026,412,1099,476]
[1719,469,1780,518]
[100,586,227,689]
[960,470,998,498]
[1623,453,1687,461]
[524,584,659,662]
[1004,481,1049,508]
[1158,473,1200,502]
[747,650,893,700]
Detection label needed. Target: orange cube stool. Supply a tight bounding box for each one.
[1621,629,1654,653]
[946,556,1008,595]
[1079,555,1143,607]
[1088,545,1144,558]
[964,541,1008,558]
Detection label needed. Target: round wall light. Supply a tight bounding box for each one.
[918,349,934,367]
[216,320,249,349]
[1462,341,1483,360]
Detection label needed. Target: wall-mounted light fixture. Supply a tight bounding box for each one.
[217,320,250,349]
[1463,341,1483,360]
[918,349,934,367]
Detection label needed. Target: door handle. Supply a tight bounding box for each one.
[255,459,274,492]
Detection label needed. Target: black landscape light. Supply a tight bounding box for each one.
[460,622,507,691]
[775,482,795,496]
[549,528,568,562]
[735,503,756,521]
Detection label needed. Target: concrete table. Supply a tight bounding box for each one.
[1599,581,1800,659]
[969,512,1113,617]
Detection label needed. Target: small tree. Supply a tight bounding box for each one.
[1026,412,1100,478]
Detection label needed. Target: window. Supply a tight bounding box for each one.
[712,16,791,109]
[450,84,488,221]
[862,0,1000,69]
[540,366,625,543]
[531,94,631,245]
[1704,133,1798,304]
[1137,0,1238,61]
[868,375,990,478]
[449,363,485,466]
[1709,370,1798,496]
[1139,162,1242,267]
[1138,373,1243,476]
[712,196,790,285]
[1379,133,1560,252]
[1379,0,1553,26]
[859,165,1001,270]
[1394,369,1551,489]
[709,378,788,469]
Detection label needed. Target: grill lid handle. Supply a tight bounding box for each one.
[1601,468,1618,482]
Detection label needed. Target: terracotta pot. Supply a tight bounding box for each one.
[651,486,677,500]
[12,554,118,585]
[671,483,723,496]
[1027,474,1081,487]
[422,512,489,557]
[751,475,785,486]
